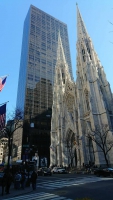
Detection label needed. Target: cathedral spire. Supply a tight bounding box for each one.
[56,32,67,65]
[76,4,89,40]
[76,5,98,68]
[56,32,72,81]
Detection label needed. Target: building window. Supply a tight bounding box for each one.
[82,49,85,55]
[85,89,90,111]
[82,48,85,62]
[85,74,87,81]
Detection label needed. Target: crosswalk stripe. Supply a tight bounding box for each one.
[3,192,73,200]
[37,176,113,190]
[40,181,73,187]
[3,192,45,200]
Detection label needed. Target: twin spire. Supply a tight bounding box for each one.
[56,4,101,81]
[76,4,89,40]
[55,4,92,83]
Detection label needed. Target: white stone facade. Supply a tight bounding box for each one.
[50,6,113,168]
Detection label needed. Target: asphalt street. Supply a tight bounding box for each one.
[37,173,113,200]
[1,173,113,200]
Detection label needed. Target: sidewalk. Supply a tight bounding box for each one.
[0,184,33,200]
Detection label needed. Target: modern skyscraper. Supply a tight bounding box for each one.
[16,5,73,119]
[16,5,73,165]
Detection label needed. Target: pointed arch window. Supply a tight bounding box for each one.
[86,42,92,60]
[87,48,90,53]
[62,72,65,84]
[83,56,86,62]
[82,49,85,55]
[76,110,78,119]
[58,73,60,85]
[85,74,87,81]
[86,43,90,52]
[84,89,90,111]
[82,48,85,62]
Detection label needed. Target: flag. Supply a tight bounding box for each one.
[0,76,7,92]
[0,104,6,131]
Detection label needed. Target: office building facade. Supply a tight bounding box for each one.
[16,5,73,165]
[16,5,73,118]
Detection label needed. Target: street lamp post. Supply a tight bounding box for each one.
[7,137,13,171]
[28,114,34,161]
[26,116,34,187]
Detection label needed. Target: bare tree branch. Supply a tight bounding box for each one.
[0,108,24,170]
[86,124,113,166]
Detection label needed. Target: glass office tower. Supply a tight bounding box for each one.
[16,5,73,165]
[16,5,73,117]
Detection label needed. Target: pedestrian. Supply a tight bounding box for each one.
[14,171,21,189]
[31,170,37,190]
[5,171,13,194]
[21,171,26,189]
[1,171,7,196]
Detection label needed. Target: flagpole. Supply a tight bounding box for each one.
[0,101,9,106]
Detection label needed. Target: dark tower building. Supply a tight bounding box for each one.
[16,5,72,166]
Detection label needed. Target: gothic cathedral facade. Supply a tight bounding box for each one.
[50,6,113,168]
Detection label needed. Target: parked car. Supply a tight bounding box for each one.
[94,167,113,177]
[52,167,68,174]
[38,167,52,176]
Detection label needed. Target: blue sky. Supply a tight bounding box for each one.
[0,0,113,114]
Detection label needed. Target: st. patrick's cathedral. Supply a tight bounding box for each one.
[50,5,113,168]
